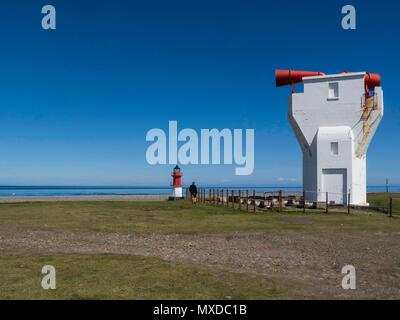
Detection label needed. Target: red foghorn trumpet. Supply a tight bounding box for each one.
[275,69,381,95]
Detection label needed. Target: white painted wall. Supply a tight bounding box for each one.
[288,72,383,205]
[172,186,183,198]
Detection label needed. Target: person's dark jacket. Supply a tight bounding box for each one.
[189,184,197,195]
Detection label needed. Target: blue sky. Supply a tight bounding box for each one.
[0,0,399,186]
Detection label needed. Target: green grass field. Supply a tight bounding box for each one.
[0,252,298,300]
[368,192,400,212]
[0,193,398,234]
[0,193,399,299]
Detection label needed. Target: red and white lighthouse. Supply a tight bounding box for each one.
[171,165,183,198]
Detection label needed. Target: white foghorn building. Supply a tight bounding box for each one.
[276,70,384,205]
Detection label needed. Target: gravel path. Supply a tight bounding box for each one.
[1,227,399,299]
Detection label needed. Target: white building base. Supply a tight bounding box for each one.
[169,187,183,200]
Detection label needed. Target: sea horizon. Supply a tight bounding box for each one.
[0,185,397,197]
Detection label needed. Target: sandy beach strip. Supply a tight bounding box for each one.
[0,195,169,203]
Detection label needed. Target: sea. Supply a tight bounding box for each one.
[0,186,397,197]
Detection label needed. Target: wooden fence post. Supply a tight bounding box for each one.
[271,191,274,208]
[347,192,351,214]
[326,192,328,214]
[239,190,242,210]
[278,190,282,211]
[303,191,306,213]
[246,190,249,212]
[253,190,256,213]
[389,197,393,217]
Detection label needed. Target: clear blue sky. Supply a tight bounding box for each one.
[0,0,399,186]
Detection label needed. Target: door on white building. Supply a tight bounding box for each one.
[322,169,347,205]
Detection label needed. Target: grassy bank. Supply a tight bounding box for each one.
[0,194,399,234]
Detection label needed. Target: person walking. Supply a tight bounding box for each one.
[189,181,198,205]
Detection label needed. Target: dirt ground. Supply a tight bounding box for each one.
[1,226,399,299]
